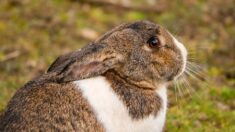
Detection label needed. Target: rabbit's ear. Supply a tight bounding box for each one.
[60,56,120,82]
[47,51,78,73]
[48,44,122,82]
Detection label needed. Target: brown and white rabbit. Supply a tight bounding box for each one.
[0,20,187,132]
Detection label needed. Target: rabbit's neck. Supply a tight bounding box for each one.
[74,73,167,132]
[104,71,166,119]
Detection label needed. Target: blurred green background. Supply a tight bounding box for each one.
[0,0,234,131]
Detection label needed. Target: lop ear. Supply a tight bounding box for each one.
[60,56,119,82]
[47,44,122,82]
[47,51,79,73]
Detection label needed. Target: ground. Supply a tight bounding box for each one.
[0,0,234,131]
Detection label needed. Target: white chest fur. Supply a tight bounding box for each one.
[74,76,167,132]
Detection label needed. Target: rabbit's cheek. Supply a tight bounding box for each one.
[151,50,182,81]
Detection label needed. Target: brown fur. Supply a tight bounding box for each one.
[0,20,186,131]
[0,74,104,132]
[47,20,184,87]
[104,70,162,119]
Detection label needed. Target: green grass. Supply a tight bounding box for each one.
[167,83,235,131]
[0,0,234,131]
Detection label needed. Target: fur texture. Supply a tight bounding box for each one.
[0,75,104,131]
[0,20,187,131]
[75,75,167,132]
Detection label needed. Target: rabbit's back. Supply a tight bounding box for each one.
[0,80,104,131]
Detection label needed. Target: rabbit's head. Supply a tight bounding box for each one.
[48,20,187,89]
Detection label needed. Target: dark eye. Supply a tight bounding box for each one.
[147,36,160,48]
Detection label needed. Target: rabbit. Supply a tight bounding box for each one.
[0,20,187,132]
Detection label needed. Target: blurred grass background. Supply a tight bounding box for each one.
[0,0,234,131]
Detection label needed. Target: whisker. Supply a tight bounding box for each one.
[187,62,206,74]
[186,64,203,76]
[187,58,196,61]
[178,77,189,97]
[181,74,193,97]
[180,73,203,100]
[177,80,183,98]
[184,70,202,83]
[186,67,205,81]
[184,62,207,100]
[187,61,205,72]
[173,81,178,104]
[175,81,183,109]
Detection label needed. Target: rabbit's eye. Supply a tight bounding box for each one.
[147,36,160,48]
